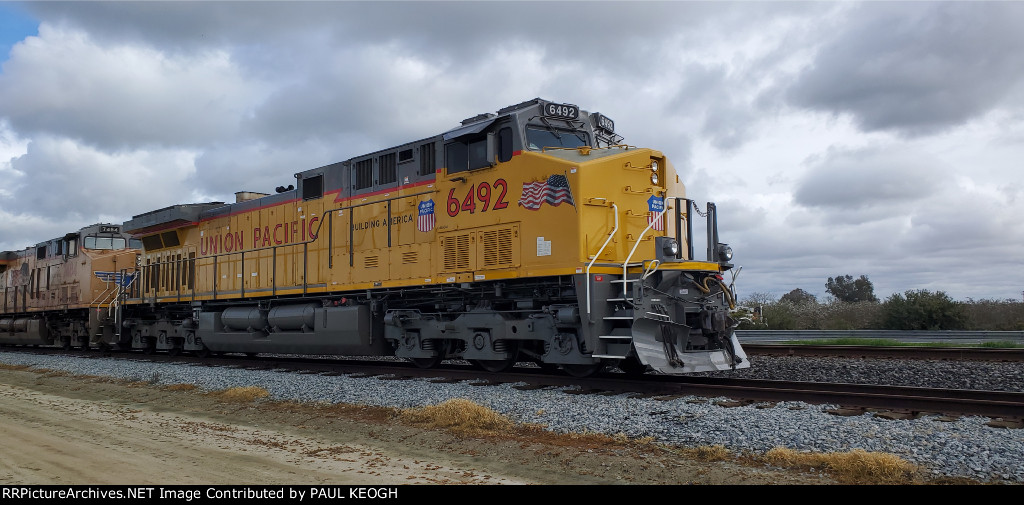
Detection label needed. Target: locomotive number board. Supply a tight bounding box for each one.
[542,102,579,120]
[594,113,615,133]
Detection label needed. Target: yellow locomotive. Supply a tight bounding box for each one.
[8,99,747,377]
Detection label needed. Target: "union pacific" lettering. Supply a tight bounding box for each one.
[199,217,319,257]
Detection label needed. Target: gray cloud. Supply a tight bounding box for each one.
[6,135,198,217]
[787,2,1024,135]
[794,146,944,213]
[0,24,268,149]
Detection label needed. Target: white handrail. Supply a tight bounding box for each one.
[585,204,618,323]
[90,284,116,307]
[107,273,137,318]
[622,205,671,296]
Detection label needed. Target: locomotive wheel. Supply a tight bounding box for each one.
[196,347,212,358]
[616,355,649,376]
[471,358,516,373]
[535,361,560,374]
[410,355,443,369]
[167,346,182,357]
[470,342,520,373]
[61,337,72,351]
[561,363,603,378]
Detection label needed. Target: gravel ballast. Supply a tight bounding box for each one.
[1,351,1022,483]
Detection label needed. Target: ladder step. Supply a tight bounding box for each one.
[606,297,634,302]
[603,316,633,320]
[592,354,628,359]
[599,335,633,340]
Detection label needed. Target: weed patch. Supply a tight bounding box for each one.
[399,399,513,434]
[209,386,270,402]
[763,447,918,484]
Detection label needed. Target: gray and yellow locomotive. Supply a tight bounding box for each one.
[2,99,747,377]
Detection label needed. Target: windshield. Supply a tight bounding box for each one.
[525,126,589,151]
[84,236,127,250]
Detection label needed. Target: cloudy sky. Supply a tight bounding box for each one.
[1,1,1022,303]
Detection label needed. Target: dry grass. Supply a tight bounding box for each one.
[398,398,514,434]
[683,444,731,462]
[164,383,199,392]
[764,447,918,484]
[0,363,31,371]
[208,386,270,402]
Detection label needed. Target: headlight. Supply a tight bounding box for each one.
[650,172,659,184]
[663,238,679,257]
[650,160,659,172]
[717,243,733,262]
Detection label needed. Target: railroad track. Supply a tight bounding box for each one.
[743,344,1024,361]
[4,346,1022,424]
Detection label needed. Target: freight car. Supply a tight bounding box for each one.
[3,98,747,377]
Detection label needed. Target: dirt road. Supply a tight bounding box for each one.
[0,366,831,485]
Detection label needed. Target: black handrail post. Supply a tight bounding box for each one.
[705,202,715,262]
[684,198,694,261]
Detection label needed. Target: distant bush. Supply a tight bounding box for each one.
[738,291,1022,331]
[739,300,882,330]
[882,290,966,330]
[961,298,1024,331]
[780,288,817,305]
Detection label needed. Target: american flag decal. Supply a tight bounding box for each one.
[648,195,665,231]
[417,199,435,232]
[518,174,574,210]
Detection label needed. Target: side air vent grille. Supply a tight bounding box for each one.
[442,233,472,272]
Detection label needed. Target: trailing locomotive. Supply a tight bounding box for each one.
[0,224,140,349]
[2,98,747,377]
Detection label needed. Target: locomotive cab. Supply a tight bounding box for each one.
[403,98,748,375]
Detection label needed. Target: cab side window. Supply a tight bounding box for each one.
[498,127,513,163]
[446,135,493,173]
[445,141,469,174]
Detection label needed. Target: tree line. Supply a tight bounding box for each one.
[736,274,1024,331]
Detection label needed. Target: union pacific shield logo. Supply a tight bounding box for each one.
[417,199,435,232]
[647,195,665,231]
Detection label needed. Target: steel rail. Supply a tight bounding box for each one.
[743,344,1024,361]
